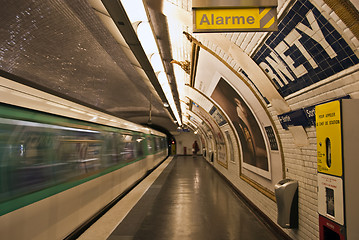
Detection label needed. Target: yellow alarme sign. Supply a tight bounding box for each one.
[315,101,342,176]
[193,8,277,32]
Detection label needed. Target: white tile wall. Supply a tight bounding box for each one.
[186,0,359,239]
[197,26,359,240]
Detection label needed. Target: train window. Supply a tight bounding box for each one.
[102,132,118,167]
[57,129,101,177]
[12,126,56,197]
[116,133,125,161]
[120,134,135,161]
[147,136,154,154]
[153,137,159,152]
[134,135,145,158]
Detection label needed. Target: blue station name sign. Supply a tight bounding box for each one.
[253,0,359,97]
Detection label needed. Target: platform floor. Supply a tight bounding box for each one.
[102,156,279,240]
[98,156,281,240]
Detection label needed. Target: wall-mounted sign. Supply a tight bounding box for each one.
[192,0,277,33]
[317,173,344,225]
[315,101,342,177]
[277,109,309,130]
[253,0,359,97]
[277,95,350,130]
[193,8,277,32]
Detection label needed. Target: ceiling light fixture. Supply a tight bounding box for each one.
[120,0,182,126]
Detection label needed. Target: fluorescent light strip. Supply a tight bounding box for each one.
[121,0,182,126]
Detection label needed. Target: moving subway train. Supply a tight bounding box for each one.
[0,78,168,239]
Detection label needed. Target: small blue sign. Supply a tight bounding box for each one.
[278,109,309,130]
[278,95,350,129]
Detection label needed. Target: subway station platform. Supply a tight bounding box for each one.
[79,156,281,240]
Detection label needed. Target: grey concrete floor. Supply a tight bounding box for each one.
[108,156,281,240]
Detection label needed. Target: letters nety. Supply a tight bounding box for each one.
[259,10,337,88]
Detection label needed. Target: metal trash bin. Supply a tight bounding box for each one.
[275,179,298,228]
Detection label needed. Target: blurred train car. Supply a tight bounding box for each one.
[0,78,168,239]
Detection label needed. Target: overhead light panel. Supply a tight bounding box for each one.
[119,0,182,126]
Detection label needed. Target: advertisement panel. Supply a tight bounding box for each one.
[211,78,269,174]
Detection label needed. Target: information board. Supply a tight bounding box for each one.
[317,173,344,225]
[315,101,342,176]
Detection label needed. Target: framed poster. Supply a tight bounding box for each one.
[211,78,270,178]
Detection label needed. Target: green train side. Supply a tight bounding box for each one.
[0,103,167,216]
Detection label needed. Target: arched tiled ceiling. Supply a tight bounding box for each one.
[0,0,181,133]
[145,0,359,133]
[0,0,357,135]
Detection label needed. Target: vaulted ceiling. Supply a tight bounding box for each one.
[0,0,358,135]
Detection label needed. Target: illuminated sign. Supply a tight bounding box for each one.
[193,8,277,32]
[192,0,277,33]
